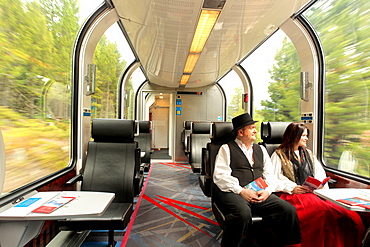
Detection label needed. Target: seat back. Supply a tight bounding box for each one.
[82,118,136,203]
[181,121,192,154]
[135,120,152,164]
[181,121,191,154]
[189,122,212,172]
[211,122,265,230]
[209,122,263,229]
[199,122,234,197]
[259,121,291,156]
[209,122,235,184]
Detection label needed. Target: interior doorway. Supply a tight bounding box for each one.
[149,94,170,150]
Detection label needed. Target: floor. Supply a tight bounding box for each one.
[81,153,221,247]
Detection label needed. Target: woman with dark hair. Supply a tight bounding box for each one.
[271,122,365,247]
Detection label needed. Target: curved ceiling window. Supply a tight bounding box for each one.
[91,23,136,119]
[304,0,370,177]
[218,70,244,122]
[241,30,301,123]
[125,68,146,120]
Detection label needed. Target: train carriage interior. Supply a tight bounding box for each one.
[1,0,370,246]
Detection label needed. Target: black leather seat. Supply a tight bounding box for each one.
[131,120,144,196]
[199,122,235,197]
[181,121,192,155]
[58,118,136,247]
[210,123,264,230]
[259,121,291,156]
[188,121,212,173]
[135,120,152,172]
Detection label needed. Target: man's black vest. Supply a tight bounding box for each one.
[227,141,264,187]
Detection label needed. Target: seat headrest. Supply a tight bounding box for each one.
[138,120,151,133]
[192,122,211,134]
[184,121,192,130]
[92,118,135,143]
[261,122,291,144]
[212,122,235,145]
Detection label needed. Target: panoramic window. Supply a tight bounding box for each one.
[217,70,244,122]
[242,30,301,123]
[218,30,300,142]
[305,0,370,177]
[124,68,146,120]
[90,23,134,119]
[81,0,144,121]
[0,0,101,195]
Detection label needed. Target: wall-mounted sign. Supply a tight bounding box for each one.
[176,107,182,115]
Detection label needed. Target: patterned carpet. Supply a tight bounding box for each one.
[122,161,221,247]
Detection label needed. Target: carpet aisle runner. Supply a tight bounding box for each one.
[122,161,221,247]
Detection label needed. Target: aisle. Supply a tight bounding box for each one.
[122,161,221,247]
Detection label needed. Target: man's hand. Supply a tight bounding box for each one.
[239,188,258,202]
[253,190,269,203]
[240,189,269,203]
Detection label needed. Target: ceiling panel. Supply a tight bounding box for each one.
[113,0,312,88]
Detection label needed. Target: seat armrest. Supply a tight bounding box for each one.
[66,174,83,185]
[135,148,142,176]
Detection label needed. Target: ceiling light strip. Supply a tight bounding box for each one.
[179,9,220,87]
[190,10,220,53]
[183,54,200,74]
[180,74,191,85]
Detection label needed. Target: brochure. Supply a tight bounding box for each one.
[302,176,330,191]
[337,197,370,209]
[244,177,268,191]
[32,196,76,214]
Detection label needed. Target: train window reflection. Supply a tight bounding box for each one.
[242,30,301,123]
[0,0,81,195]
[305,0,370,177]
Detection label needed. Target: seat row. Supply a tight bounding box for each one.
[181,120,291,231]
[180,120,291,196]
[181,120,233,175]
[58,118,152,247]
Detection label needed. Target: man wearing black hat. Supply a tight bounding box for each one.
[212,113,301,247]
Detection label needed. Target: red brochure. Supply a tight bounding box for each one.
[32,196,76,214]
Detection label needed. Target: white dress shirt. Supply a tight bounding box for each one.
[213,138,278,195]
[270,151,329,194]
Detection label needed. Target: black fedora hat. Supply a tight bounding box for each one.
[232,113,258,132]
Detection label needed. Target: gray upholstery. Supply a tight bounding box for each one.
[189,122,212,173]
[259,122,291,156]
[58,118,136,247]
[135,120,152,172]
